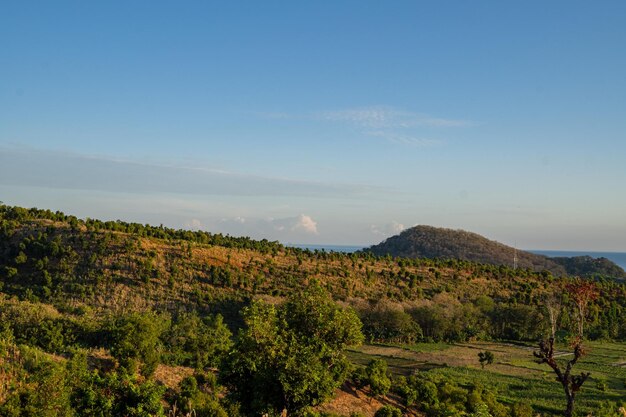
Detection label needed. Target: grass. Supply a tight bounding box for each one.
[349,340,626,415]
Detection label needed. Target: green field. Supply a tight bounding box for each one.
[348,341,626,415]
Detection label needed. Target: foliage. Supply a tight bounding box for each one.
[510,402,533,417]
[359,301,422,343]
[108,311,169,377]
[0,342,166,417]
[221,284,363,416]
[2,203,626,416]
[478,350,494,369]
[374,405,402,417]
[365,224,625,279]
[162,312,232,370]
[365,359,391,398]
[172,374,229,417]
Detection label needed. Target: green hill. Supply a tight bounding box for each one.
[364,225,626,279]
[2,204,626,416]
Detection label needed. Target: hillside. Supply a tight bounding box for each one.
[2,205,626,416]
[1,205,625,337]
[0,207,548,324]
[364,225,626,279]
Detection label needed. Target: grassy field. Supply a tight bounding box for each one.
[348,341,626,415]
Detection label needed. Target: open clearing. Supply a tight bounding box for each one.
[347,341,626,415]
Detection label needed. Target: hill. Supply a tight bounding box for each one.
[1,205,624,336]
[364,225,626,279]
[550,255,626,279]
[1,204,626,416]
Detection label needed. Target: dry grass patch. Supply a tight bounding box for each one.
[153,364,195,389]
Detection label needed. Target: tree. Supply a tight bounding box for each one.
[365,359,391,398]
[360,301,422,343]
[533,280,598,417]
[221,284,363,416]
[163,312,232,370]
[470,403,494,417]
[374,405,402,417]
[109,311,169,377]
[478,351,494,369]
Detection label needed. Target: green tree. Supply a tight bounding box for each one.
[374,405,402,417]
[478,350,495,369]
[366,359,391,398]
[0,341,73,417]
[163,312,232,370]
[174,374,229,417]
[221,284,363,416]
[470,403,494,417]
[109,311,168,377]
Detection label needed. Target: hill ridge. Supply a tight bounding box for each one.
[364,225,626,279]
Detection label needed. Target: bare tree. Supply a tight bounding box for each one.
[534,280,598,417]
[543,291,563,339]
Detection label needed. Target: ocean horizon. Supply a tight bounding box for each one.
[287,244,365,253]
[288,244,626,270]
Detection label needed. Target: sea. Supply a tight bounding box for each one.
[287,244,365,253]
[288,244,626,271]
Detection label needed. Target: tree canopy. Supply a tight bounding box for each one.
[221,284,364,416]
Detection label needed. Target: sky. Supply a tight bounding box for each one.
[1,1,626,250]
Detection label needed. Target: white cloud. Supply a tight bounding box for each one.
[370,220,405,237]
[291,214,318,234]
[216,214,319,240]
[185,218,204,230]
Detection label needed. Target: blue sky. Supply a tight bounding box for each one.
[1,1,625,250]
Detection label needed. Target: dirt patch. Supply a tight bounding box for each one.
[317,382,422,417]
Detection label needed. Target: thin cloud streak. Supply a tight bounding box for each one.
[365,131,443,147]
[315,106,473,128]
[257,106,471,147]
[0,147,381,199]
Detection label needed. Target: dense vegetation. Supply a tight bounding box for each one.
[551,256,626,280]
[364,225,626,279]
[1,204,626,416]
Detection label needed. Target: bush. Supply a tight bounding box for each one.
[220,285,363,416]
[366,359,391,397]
[374,405,402,417]
[360,301,422,343]
[351,366,369,389]
[108,311,169,377]
[162,312,232,370]
[478,350,495,368]
[511,402,533,417]
[470,403,493,417]
[596,377,609,391]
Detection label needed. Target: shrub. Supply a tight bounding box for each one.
[366,359,391,398]
[374,405,402,417]
[511,402,534,417]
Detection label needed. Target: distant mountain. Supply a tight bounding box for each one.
[364,225,626,279]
